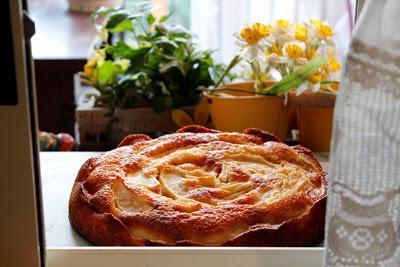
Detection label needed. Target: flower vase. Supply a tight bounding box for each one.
[204,82,289,140]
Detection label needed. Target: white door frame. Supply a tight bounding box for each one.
[0,0,42,266]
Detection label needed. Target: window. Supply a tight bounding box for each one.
[131,0,356,64]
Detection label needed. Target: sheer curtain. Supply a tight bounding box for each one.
[190,0,356,64]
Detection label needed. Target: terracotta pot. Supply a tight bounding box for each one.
[204,82,289,140]
[288,91,336,152]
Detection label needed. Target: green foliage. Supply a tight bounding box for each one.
[85,5,227,113]
[89,7,119,23]
[262,56,326,95]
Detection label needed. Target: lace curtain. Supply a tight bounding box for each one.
[323,0,400,266]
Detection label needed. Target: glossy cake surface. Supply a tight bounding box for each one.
[69,126,327,246]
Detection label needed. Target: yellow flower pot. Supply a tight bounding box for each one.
[289,91,336,152]
[297,107,334,152]
[204,82,289,140]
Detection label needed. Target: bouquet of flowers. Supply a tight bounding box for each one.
[234,19,341,95]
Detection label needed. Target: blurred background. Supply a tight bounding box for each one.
[28,0,356,147]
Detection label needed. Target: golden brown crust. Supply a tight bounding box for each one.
[69,125,327,246]
[243,128,281,143]
[176,125,220,134]
[117,134,152,148]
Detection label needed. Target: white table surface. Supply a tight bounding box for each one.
[40,152,99,247]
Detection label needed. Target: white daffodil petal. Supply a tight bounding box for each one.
[296,82,309,96]
[277,34,296,45]
[265,54,288,65]
[310,82,321,92]
[267,68,283,81]
[295,57,309,65]
[242,46,259,61]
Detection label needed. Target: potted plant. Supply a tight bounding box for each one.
[204,19,340,144]
[287,19,341,152]
[78,5,227,145]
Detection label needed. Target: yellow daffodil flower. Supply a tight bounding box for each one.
[308,71,322,84]
[252,23,271,38]
[265,44,283,56]
[294,24,307,41]
[240,27,261,45]
[329,58,341,72]
[318,24,334,38]
[310,19,334,38]
[305,46,316,60]
[325,47,341,71]
[284,43,304,59]
[81,49,106,85]
[310,19,322,27]
[83,57,97,78]
[240,23,271,45]
[321,63,329,73]
[276,19,290,28]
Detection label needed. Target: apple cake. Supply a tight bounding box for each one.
[69,125,327,246]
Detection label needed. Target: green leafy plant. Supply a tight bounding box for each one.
[81,4,228,114]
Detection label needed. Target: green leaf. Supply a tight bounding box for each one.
[214,54,242,88]
[159,14,171,23]
[154,37,179,48]
[105,13,129,29]
[117,72,147,85]
[109,19,133,33]
[146,13,155,25]
[106,41,133,58]
[89,7,118,23]
[173,37,191,44]
[106,41,151,60]
[98,61,117,86]
[173,46,187,60]
[262,56,326,95]
[321,80,339,84]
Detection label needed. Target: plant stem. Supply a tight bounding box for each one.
[214,55,242,89]
[201,87,265,95]
[250,60,263,93]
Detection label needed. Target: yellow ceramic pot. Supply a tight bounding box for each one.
[204,82,289,140]
[290,91,336,152]
[297,107,334,152]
